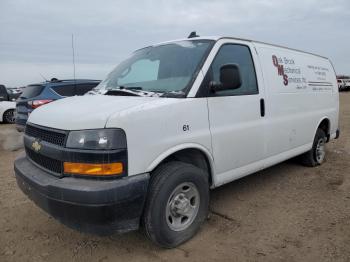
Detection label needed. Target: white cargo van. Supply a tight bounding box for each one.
[14,36,339,247]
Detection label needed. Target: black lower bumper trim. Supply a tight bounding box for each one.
[14,154,149,234]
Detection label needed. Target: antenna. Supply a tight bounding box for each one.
[71,34,76,82]
[71,34,77,92]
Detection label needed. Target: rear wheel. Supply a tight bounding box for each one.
[143,161,209,248]
[300,128,327,167]
[3,109,15,124]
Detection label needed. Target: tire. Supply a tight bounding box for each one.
[3,109,15,124]
[143,161,209,248]
[300,128,327,167]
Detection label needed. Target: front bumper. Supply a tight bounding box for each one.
[14,153,149,234]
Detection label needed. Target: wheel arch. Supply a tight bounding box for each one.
[315,117,331,142]
[146,143,215,188]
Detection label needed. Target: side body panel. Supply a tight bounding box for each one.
[254,42,339,159]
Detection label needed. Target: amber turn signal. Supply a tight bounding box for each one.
[63,162,123,176]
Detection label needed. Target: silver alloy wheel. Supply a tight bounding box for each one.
[166,182,200,232]
[4,109,15,123]
[315,137,326,163]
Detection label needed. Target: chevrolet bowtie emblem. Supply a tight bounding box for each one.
[32,140,42,152]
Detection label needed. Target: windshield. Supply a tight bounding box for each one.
[96,40,214,96]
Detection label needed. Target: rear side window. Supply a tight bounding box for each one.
[20,85,44,98]
[76,83,99,95]
[52,85,75,97]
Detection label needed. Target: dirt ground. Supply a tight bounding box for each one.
[0,93,349,262]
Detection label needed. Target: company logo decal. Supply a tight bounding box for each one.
[272,55,288,86]
[32,140,42,152]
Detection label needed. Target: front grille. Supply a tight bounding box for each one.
[26,147,62,174]
[25,124,67,147]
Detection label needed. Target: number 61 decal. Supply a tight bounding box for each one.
[183,125,190,132]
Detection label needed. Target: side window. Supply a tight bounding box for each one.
[52,85,75,97]
[210,44,258,96]
[76,84,98,95]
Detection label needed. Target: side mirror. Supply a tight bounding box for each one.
[210,64,242,92]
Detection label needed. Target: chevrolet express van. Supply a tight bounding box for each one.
[14,36,339,247]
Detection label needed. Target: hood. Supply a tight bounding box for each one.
[28,95,159,130]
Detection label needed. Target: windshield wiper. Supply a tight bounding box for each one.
[119,86,143,91]
[105,86,163,97]
[150,90,186,98]
[103,86,184,98]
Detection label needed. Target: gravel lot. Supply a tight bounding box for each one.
[0,93,349,262]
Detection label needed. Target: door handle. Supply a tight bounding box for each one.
[260,98,265,117]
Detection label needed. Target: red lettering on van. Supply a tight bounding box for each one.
[272,55,288,86]
[272,55,279,67]
[277,64,284,76]
[283,74,288,85]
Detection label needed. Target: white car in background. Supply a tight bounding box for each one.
[338,78,350,91]
[337,79,346,91]
[344,79,350,90]
[0,101,16,123]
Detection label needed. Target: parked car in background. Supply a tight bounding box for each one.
[338,79,346,91]
[16,79,100,131]
[0,85,23,101]
[7,87,23,101]
[0,101,16,123]
[344,79,350,90]
[0,84,10,101]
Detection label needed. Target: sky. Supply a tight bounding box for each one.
[0,0,349,87]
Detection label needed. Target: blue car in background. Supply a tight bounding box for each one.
[16,79,100,131]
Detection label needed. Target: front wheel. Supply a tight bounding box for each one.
[300,128,327,167]
[143,161,209,248]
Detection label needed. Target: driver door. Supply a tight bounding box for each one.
[205,42,266,185]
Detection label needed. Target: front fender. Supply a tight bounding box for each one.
[146,143,215,174]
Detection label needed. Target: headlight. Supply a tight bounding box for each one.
[66,129,126,150]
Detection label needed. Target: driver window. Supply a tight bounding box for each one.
[211,44,258,96]
[118,59,160,85]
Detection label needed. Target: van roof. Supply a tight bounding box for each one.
[152,36,328,60]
